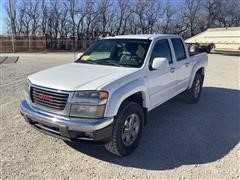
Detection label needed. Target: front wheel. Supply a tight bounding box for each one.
[105,101,144,156]
[184,73,203,104]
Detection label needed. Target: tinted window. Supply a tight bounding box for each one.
[149,39,172,69]
[171,38,186,61]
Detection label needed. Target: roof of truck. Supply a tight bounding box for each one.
[104,34,179,40]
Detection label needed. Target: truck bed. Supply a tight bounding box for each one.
[189,51,205,57]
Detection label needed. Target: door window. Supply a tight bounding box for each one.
[171,38,186,61]
[149,39,172,70]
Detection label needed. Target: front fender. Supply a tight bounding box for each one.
[188,64,205,89]
[104,78,147,117]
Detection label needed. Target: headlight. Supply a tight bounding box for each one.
[70,91,108,118]
[24,79,31,103]
[24,79,31,92]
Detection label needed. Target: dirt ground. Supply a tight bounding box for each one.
[0,53,239,179]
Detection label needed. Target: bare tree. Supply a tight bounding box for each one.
[59,2,69,38]
[134,0,163,34]
[4,0,239,51]
[145,0,163,33]
[134,0,147,33]
[226,0,240,27]
[68,0,77,49]
[160,2,175,33]
[115,0,132,35]
[21,0,32,35]
[97,0,113,36]
[40,0,48,36]
[28,0,40,35]
[84,1,98,40]
[215,0,240,27]
[182,0,201,37]
[17,2,27,35]
[201,0,218,28]
[6,0,17,35]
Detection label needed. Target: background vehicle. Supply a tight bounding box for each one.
[20,34,207,156]
[185,27,240,53]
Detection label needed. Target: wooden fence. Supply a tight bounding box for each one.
[0,35,97,52]
[0,36,46,53]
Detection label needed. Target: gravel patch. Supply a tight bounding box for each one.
[0,53,239,179]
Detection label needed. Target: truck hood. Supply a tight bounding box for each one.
[28,63,138,91]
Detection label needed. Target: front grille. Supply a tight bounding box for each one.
[31,86,69,110]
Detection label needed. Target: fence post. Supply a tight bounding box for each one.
[44,34,47,53]
[28,35,31,52]
[8,0,15,53]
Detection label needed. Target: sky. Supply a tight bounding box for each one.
[0,0,7,35]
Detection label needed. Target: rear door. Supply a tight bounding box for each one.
[147,39,177,110]
[170,38,191,93]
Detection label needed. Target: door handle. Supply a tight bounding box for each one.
[185,62,190,67]
[170,67,176,73]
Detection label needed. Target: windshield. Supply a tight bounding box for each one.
[76,39,151,68]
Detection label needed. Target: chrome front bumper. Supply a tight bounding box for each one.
[20,100,113,141]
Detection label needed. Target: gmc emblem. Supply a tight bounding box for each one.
[38,93,53,101]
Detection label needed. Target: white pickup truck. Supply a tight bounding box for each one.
[20,34,207,156]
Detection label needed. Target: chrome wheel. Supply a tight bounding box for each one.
[194,79,201,98]
[121,113,140,146]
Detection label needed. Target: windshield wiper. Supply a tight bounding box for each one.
[76,59,123,67]
[75,59,97,64]
[97,60,123,67]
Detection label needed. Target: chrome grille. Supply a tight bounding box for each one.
[31,87,69,110]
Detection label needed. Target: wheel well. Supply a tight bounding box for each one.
[196,67,205,81]
[124,92,143,107]
[123,92,148,126]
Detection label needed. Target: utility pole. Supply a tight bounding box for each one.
[8,0,15,53]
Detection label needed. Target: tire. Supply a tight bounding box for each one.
[105,101,144,156]
[184,73,203,104]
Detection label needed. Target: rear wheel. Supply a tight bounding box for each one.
[105,101,144,156]
[184,73,203,104]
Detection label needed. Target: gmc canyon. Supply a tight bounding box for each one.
[20,34,208,156]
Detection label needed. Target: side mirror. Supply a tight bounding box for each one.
[76,52,83,60]
[151,57,169,70]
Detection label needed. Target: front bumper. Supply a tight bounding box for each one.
[20,100,113,142]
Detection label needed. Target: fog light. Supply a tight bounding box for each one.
[84,132,93,138]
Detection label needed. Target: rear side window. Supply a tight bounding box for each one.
[171,38,186,61]
[149,39,172,69]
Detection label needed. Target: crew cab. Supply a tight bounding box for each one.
[20,34,207,156]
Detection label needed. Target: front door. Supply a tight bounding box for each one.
[147,39,177,110]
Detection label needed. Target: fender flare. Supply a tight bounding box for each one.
[188,65,205,89]
[104,78,147,117]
